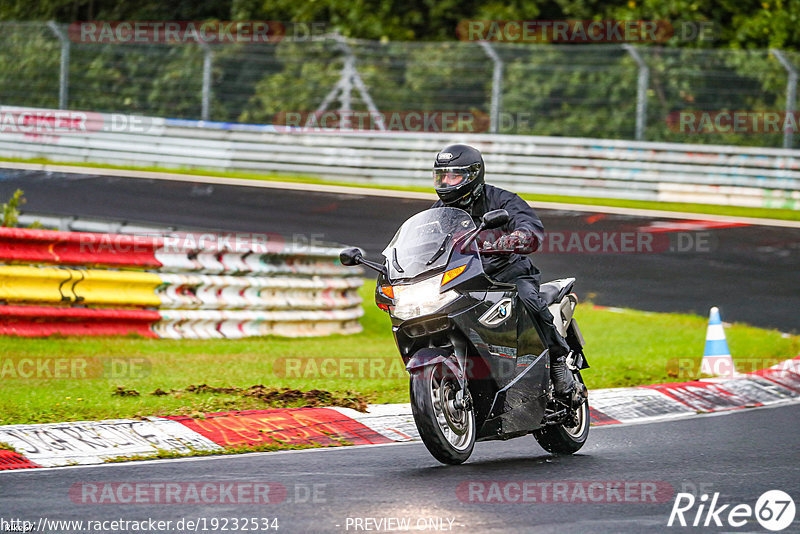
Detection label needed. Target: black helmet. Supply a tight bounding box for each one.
[433,144,485,209]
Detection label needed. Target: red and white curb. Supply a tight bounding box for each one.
[587,356,800,425]
[1,357,798,470]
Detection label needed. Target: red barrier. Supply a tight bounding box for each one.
[0,306,160,337]
[0,227,162,268]
[0,449,41,470]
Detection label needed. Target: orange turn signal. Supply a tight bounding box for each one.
[441,265,467,286]
[380,285,395,299]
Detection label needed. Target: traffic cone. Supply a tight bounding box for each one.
[700,307,736,378]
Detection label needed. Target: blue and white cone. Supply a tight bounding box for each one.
[700,307,736,378]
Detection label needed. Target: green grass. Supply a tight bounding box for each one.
[578,305,797,387]
[3,156,799,222]
[0,284,796,425]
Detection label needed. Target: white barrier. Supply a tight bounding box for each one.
[2,106,799,209]
[154,228,368,337]
[157,274,362,310]
[154,308,364,339]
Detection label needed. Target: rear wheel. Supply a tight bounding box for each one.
[409,362,475,465]
[533,371,589,454]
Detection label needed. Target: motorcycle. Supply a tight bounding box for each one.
[340,206,589,464]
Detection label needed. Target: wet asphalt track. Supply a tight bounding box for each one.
[0,168,797,332]
[2,403,799,533]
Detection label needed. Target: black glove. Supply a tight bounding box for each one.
[490,230,535,253]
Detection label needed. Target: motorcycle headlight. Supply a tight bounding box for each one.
[392,274,458,320]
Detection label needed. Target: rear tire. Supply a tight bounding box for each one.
[409,362,475,465]
[533,372,589,454]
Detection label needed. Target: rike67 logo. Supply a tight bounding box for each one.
[668,490,795,531]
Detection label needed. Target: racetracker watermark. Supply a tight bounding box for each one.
[69,481,298,504]
[68,482,326,505]
[274,357,407,380]
[517,231,714,254]
[457,481,674,503]
[668,111,800,134]
[77,232,328,255]
[275,355,570,382]
[456,20,715,43]
[273,110,491,133]
[68,21,329,44]
[667,358,793,380]
[0,109,159,136]
[279,111,690,133]
[0,357,150,379]
[156,232,287,254]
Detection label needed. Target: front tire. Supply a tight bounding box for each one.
[533,372,589,454]
[409,362,475,465]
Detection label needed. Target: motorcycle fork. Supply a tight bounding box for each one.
[448,332,471,409]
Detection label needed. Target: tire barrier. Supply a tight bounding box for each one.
[156,274,362,310]
[154,309,363,339]
[0,227,363,338]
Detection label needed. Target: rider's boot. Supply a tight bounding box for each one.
[551,348,588,407]
[549,347,576,397]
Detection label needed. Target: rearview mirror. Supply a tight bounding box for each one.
[339,247,363,266]
[482,209,509,229]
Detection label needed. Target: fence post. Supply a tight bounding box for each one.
[310,33,385,131]
[478,41,503,134]
[770,49,797,149]
[200,43,214,121]
[623,44,649,141]
[339,54,354,128]
[47,21,70,110]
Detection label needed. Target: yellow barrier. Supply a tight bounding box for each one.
[72,270,162,307]
[0,266,162,307]
[0,266,73,304]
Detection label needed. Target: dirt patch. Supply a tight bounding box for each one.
[150,385,369,412]
[184,384,240,395]
[112,386,140,397]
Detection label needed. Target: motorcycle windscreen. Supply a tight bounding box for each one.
[382,207,476,281]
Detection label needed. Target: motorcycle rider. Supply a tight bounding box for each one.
[431,144,577,399]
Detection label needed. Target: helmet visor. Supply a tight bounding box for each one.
[433,166,479,189]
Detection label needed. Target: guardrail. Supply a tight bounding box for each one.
[0,226,363,338]
[1,106,799,209]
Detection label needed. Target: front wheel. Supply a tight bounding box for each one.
[533,371,589,454]
[409,362,475,465]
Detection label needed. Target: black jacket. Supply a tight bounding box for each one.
[433,184,544,275]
